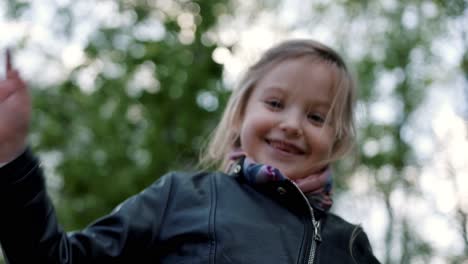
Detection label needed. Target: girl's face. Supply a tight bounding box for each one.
[239,57,336,180]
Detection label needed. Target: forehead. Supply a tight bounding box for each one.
[253,57,337,104]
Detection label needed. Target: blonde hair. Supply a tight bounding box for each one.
[199,39,356,170]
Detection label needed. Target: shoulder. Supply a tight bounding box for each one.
[155,170,231,186]
[321,212,380,263]
[321,212,360,246]
[135,170,242,220]
[323,212,360,233]
[322,212,370,244]
[145,170,235,196]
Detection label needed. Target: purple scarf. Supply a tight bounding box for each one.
[228,152,333,212]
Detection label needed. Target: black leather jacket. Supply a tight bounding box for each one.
[0,149,380,263]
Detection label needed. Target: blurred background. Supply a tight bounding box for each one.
[0,0,467,263]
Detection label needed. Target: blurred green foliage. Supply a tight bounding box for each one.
[28,0,230,230]
[329,1,468,263]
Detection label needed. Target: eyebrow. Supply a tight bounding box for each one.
[262,86,286,94]
[261,85,333,110]
[309,100,332,108]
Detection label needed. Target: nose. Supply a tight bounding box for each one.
[279,110,303,137]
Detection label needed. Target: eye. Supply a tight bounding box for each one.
[264,99,283,110]
[307,113,325,125]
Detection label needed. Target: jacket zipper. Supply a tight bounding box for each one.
[308,207,321,264]
[290,181,322,264]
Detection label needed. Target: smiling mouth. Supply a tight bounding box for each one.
[265,139,305,155]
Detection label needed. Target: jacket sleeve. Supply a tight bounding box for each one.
[0,148,174,263]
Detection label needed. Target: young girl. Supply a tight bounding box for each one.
[0,40,380,263]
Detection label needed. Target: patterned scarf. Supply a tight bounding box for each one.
[228,151,333,212]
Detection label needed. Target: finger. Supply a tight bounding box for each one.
[0,72,26,100]
[11,71,26,90]
[7,69,19,80]
[0,80,17,101]
[6,48,12,73]
[6,70,26,89]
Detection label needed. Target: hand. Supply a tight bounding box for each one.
[0,49,30,163]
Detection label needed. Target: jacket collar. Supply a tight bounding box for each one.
[227,156,327,218]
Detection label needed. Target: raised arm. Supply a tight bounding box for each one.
[0,50,168,263]
[0,148,171,263]
[0,49,30,164]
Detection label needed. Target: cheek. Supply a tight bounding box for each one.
[239,114,269,148]
[309,128,335,154]
[239,120,257,148]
